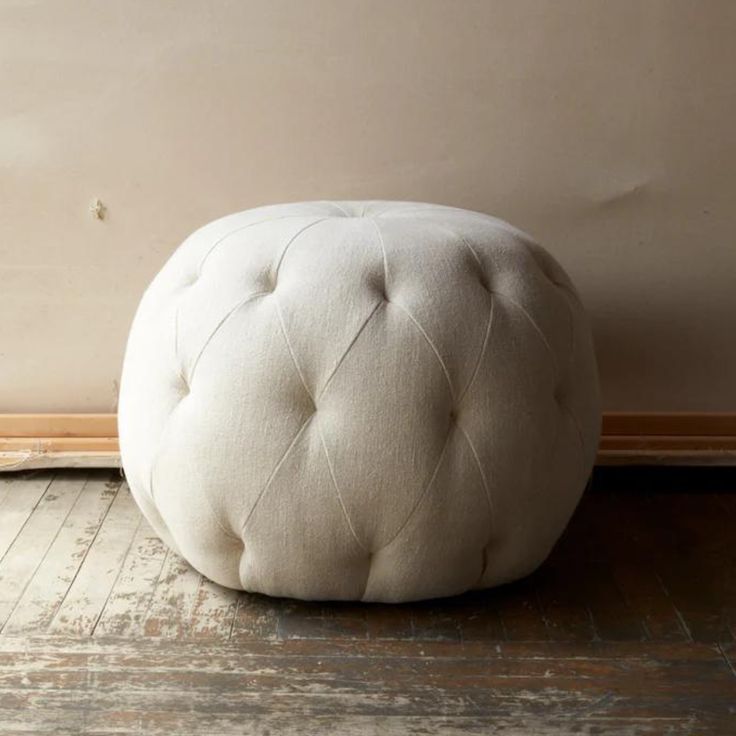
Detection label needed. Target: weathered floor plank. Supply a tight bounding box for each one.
[655,492,736,643]
[609,498,689,641]
[229,592,282,642]
[186,577,240,640]
[2,475,118,635]
[141,548,202,638]
[48,484,140,636]
[0,473,88,627]
[94,517,168,638]
[0,473,54,562]
[277,599,370,641]
[0,468,734,733]
[0,637,732,735]
[364,601,415,640]
[1,468,734,647]
[494,575,551,642]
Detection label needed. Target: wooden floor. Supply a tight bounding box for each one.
[0,468,734,734]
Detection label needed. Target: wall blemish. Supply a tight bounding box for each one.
[89,198,107,221]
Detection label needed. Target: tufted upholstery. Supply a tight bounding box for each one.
[118,201,600,602]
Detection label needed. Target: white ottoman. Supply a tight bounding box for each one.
[119,201,600,602]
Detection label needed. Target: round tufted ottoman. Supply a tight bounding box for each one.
[119,201,600,603]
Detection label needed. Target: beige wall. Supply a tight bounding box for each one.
[2,0,735,413]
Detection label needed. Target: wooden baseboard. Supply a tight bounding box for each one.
[1,413,735,471]
[0,414,119,471]
[598,412,736,466]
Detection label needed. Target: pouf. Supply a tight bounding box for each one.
[119,201,600,602]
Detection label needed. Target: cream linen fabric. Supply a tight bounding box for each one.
[118,201,600,602]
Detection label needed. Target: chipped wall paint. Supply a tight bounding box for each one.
[1,0,735,411]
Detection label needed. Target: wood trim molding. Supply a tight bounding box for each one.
[599,412,736,465]
[0,414,117,439]
[601,412,736,438]
[1,412,735,471]
[0,414,119,471]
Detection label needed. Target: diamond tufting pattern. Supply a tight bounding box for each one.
[118,201,600,602]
